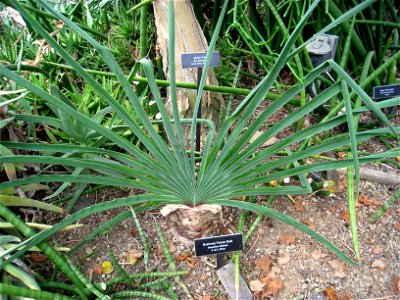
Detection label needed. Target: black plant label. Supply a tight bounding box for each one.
[373,84,400,100]
[194,233,243,257]
[181,51,220,69]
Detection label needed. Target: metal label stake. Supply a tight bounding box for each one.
[194,233,252,299]
[181,51,220,152]
[196,67,202,152]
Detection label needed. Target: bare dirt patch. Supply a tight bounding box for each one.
[34,172,400,300]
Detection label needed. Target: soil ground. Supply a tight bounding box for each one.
[35,170,400,300]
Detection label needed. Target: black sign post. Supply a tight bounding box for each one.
[194,233,252,299]
[194,233,243,269]
[372,83,400,116]
[373,84,400,100]
[181,51,220,151]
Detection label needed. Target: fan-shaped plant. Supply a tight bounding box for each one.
[0,0,399,280]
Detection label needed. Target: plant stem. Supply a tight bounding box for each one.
[0,204,87,293]
[130,207,150,268]
[0,283,77,300]
[139,1,148,59]
[355,19,400,30]
[156,224,192,299]
[323,50,400,120]
[39,282,88,299]
[0,222,82,231]
[127,0,153,14]
[369,187,400,223]
[327,1,368,58]
[346,152,360,261]
[100,271,189,288]
[376,0,384,63]
[39,62,292,103]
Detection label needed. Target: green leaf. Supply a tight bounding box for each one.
[0,195,63,213]
[0,117,15,129]
[211,199,357,265]
[3,264,40,290]
[0,184,49,196]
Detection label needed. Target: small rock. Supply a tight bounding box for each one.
[391,276,400,293]
[92,264,103,276]
[309,293,324,300]
[371,259,385,270]
[278,233,296,245]
[328,259,348,278]
[311,249,326,260]
[277,255,290,265]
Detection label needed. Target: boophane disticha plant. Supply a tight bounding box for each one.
[0,0,399,298]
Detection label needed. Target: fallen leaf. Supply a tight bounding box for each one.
[338,292,353,300]
[340,210,350,223]
[249,279,265,292]
[323,287,338,300]
[27,252,47,263]
[54,20,64,29]
[338,179,347,192]
[157,242,163,255]
[371,259,385,270]
[294,201,305,213]
[92,264,103,276]
[311,249,326,260]
[255,255,272,276]
[251,131,279,147]
[277,255,290,265]
[391,276,400,294]
[372,248,382,255]
[5,7,26,27]
[327,205,337,213]
[101,261,114,275]
[125,249,143,265]
[300,219,317,231]
[328,259,348,278]
[394,222,400,232]
[175,253,196,268]
[278,233,296,245]
[157,241,175,255]
[261,278,283,297]
[200,296,216,300]
[269,180,279,187]
[200,273,208,281]
[129,228,137,237]
[358,193,382,206]
[257,225,266,235]
[263,137,280,147]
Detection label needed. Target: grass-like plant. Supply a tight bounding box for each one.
[0,1,399,298]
